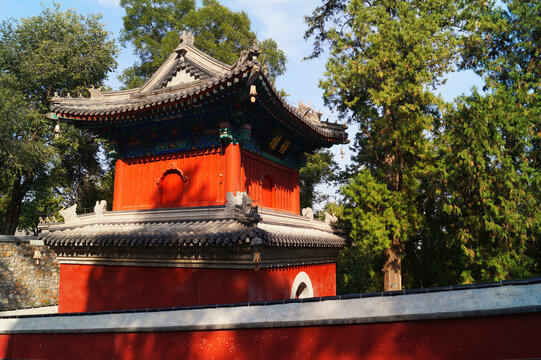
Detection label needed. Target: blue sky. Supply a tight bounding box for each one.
[1,0,483,205]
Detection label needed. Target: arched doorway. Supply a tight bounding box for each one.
[159,169,187,207]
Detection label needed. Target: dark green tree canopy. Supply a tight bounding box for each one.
[305,0,464,291]
[299,149,338,209]
[435,0,541,283]
[0,6,117,105]
[120,0,287,88]
[0,6,118,234]
[306,0,540,292]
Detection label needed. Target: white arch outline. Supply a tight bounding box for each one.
[290,271,314,299]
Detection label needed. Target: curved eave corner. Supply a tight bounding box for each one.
[253,75,348,146]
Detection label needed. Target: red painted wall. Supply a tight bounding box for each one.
[241,150,300,215]
[112,147,300,214]
[1,312,539,359]
[113,148,224,211]
[58,263,336,313]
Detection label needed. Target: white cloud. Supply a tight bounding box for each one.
[227,0,319,58]
[96,0,120,7]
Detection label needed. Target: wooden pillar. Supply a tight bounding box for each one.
[112,159,126,211]
[224,143,241,195]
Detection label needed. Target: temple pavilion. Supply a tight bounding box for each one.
[39,32,348,313]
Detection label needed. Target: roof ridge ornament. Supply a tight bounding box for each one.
[298,101,322,124]
[226,191,259,218]
[231,39,261,71]
[179,30,195,45]
[302,207,314,220]
[59,204,78,224]
[94,200,107,218]
[324,212,338,226]
[88,85,103,99]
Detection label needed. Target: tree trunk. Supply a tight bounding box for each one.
[1,177,27,235]
[383,237,402,291]
[381,108,403,291]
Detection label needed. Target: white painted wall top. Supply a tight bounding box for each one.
[0,282,539,334]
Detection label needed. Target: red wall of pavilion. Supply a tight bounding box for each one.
[57,263,336,313]
[1,312,539,359]
[241,150,300,214]
[112,146,300,214]
[113,148,224,211]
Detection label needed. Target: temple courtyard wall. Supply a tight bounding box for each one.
[0,236,58,311]
[0,280,539,359]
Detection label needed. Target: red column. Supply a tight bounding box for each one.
[224,143,241,195]
[292,170,300,215]
[112,159,126,211]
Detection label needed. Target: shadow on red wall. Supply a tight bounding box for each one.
[113,148,223,211]
[2,312,540,359]
[58,263,336,312]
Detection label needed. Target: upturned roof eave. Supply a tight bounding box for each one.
[49,38,348,144]
[50,69,347,144]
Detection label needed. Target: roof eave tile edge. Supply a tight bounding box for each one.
[48,69,347,144]
[49,67,251,123]
[255,74,348,144]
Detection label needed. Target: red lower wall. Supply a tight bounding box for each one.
[1,312,539,359]
[58,263,336,313]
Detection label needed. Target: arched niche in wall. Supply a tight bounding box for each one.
[158,165,188,207]
[290,271,314,299]
[261,174,274,209]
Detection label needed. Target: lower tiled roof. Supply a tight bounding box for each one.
[39,218,345,248]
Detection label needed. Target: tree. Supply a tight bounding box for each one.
[436,0,541,283]
[0,6,118,234]
[299,149,338,209]
[0,84,51,234]
[120,0,287,88]
[305,0,462,290]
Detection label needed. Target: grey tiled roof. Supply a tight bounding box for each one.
[153,57,213,90]
[39,218,345,248]
[49,44,348,144]
[49,64,251,117]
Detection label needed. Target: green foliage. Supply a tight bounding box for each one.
[181,0,254,65]
[299,149,338,209]
[0,83,54,234]
[306,0,463,290]
[342,170,409,254]
[307,0,540,291]
[257,39,288,83]
[120,0,194,62]
[0,6,118,234]
[119,0,287,88]
[315,0,460,183]
[439,89,539,283]
[337,245,383,294]
[322,201,384,293]
[434,0,541,283]
[0,84,50,182]
[0,6,117,104]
